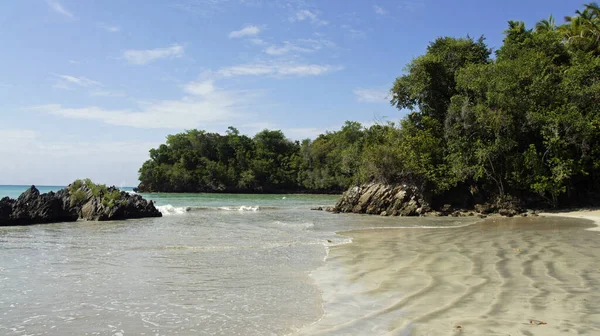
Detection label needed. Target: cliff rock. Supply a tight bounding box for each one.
[332,182,430,216]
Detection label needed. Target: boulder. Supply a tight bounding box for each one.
[333,182,429,216]
[0,182,161,227]
[474,203,493,214]
[8,186,78,225]
[0,197,15,225]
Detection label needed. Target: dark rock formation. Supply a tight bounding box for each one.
[331,182,430,216]
[3,187,78,226]
[0,184,161,227]
[331,183,527,218]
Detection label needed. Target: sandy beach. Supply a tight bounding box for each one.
[297,215,600,335]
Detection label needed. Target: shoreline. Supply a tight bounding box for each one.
[297,212,600,335]
[540,208,600,231]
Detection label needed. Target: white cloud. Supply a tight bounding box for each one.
[53,74,102,90]
[46,0,74,18]
[218,62,343,77]
[374,5,387,15]
[264,42,313,56]
[35,80,257,129]
[123,44,185,65]
[290,9,328,26]
[89,90,126,98]
[341,24,366,39]
[249,38,267,46]
[229,25,261,38]
[99,23,121,32]
[282,127,327,140]
[183,80,215,96]
[353,88,390,103]
[0,129,157,186]
[264,38,335,56]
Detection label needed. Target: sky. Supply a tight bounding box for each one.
[0,0,583,186]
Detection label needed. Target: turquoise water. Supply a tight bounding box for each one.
[0,186,476,335]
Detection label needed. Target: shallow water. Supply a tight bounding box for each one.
[0,189,479,336]
[299,216,600,335]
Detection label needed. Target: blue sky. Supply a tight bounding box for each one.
[0,0,583,186]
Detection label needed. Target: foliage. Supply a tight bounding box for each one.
[138,3,600,208]
[69,179,125,208]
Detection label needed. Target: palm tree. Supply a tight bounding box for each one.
[563,3,600,52]
[535,14,556,32]
[503,21,531,44]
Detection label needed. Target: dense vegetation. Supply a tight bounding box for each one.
[138,3,600,208]
[70,178,126,208]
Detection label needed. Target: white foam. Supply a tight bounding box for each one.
[218,205,260,212]
[157,204,190,216]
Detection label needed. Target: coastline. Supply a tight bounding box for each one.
[540,208,600,231]
[297,214,600,335]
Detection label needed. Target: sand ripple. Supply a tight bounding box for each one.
[297,217,600,335]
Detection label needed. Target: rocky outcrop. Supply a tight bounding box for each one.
[0,183,161,227]
[330,182,528,217]
[331,182,430,216]
[1,188,78,226]
[76,187,162,221]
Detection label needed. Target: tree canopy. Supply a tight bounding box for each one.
[138,3,600,208]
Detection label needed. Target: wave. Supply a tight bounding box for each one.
[156,204,282,215]
[157,205,191,216]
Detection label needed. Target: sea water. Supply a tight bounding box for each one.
[0,186,477,335]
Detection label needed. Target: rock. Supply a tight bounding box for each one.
[450,211,461,217]
[0,182,161,227]
[333,182,430,217]
[521,213,528,217]
[325,206,337,213]
[7,186,78,226]
[478,214,488,219]
[0,197,15,225]
[498,208,517,217]
[474,203,493,214]
[310,207,323,211]
[439,204,453,216]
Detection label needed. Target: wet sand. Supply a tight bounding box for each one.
[297,216,600,335]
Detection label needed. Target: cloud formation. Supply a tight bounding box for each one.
[217,62,343,77]
[46,0,74,18]
[53,74,102,90]
[36,80,255,129]
[290,10,328,26]
[263,38,335,56]
[354,88,390,103]
[99,23,121,32]
[123,44,184,65]
[229,25,261,38]
[374,5,387,15]
[0,129,157,186]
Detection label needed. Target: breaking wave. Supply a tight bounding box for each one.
[156,204,280,215]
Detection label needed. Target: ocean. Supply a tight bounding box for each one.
[4,186,597,335]
[0,185,476,335]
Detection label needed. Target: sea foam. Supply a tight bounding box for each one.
[157,204,191,215]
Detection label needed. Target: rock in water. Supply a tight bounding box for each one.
[0,182,162,227]
[333,182,430,216]
[8,186,78,225]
